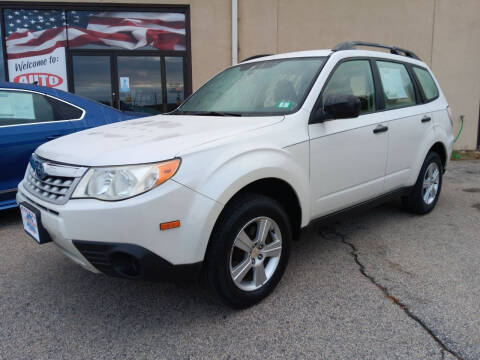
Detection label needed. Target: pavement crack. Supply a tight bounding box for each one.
[319,228,464,360]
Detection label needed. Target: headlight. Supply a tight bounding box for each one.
[72,159,180,200]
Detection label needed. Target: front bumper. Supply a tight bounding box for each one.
[73,240,202,281]
[17,179,223,280]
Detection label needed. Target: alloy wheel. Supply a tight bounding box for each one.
[229,216,282,292]
[422,162,440,205]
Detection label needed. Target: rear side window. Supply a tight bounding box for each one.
[0,90,83,126]
[413,67,439,101]
[322,60,376,114]
[49,97,83,120]
[377,61,416,110]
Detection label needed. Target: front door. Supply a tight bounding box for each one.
[71,53,186,114]
[309,59,388,218]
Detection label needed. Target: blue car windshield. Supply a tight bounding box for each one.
[176,57,326,116]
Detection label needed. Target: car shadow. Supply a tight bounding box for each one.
[24,199,407,320]
[0,207,21,227]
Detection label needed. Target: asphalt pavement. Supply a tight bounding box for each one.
[1,160,479,359]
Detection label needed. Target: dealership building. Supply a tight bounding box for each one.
[0,0,478,149]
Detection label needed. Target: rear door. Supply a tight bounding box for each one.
[0,89,82,199]
[374,60,435,191]
[308,59,389,218]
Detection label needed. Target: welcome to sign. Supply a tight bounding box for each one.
[4,9,69,91]
[8,48,68,91]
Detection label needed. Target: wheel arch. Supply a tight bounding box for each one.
[428,141,447,171]
[221,177,303,240]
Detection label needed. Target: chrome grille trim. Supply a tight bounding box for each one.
[23,154,87,205]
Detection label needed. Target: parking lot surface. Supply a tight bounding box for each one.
[1,160,479,359]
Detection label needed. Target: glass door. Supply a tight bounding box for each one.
[117,56,163,114]
[71,53,186,114]
[72,55,113,106]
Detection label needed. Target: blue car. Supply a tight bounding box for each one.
[0,82,146,210]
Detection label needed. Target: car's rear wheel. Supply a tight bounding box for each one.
[205,193,291,308]
[402,152,443,214]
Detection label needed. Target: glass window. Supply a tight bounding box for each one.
[377,61,416,110]
[66,11,186,51]
[50,98,83,120]
[0,17,5,82]
[322,60,375,114]
[413,67,439,101]
[165,56,184,111]
[72,56,112,106]
[117,56,162,114]
[178,57,325,115]
[0,90,78,126]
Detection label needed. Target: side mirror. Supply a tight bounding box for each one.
[310,94,361,123]
[324,94,361,120]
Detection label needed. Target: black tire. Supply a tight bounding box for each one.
[402,152,443,214]
[205,193,292,308]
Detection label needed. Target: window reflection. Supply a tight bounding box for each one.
[0,20,5,82]
[118,56,162,114]
[72,56,112,106]
[165,57,184,111]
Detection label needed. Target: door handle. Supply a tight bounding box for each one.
[373,125,389,134]
[421,116,432,123]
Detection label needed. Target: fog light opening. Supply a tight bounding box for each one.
[110,252,141,278]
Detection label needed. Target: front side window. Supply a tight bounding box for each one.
[177,57,326,116]
[0,90,81,126]
[377,61,416,110]
[321,60,375,114]
[413,67,439,101]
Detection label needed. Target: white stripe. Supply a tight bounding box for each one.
[6,30,66,54]
[173,44,186,51]
[7,28,65,47]
[93,12,185,21]
[87,22,185,36]
[68,27,146,49]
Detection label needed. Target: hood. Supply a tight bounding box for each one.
[36,114,283,166]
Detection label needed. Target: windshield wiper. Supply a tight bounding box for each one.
[175,110,242,117]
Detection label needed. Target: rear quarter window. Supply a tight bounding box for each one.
[376,61,416,110]
[413,67,439,101]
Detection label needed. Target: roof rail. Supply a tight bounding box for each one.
[333,41,420,60]
[241,54,273,62]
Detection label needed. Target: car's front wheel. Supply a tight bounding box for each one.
[205,193,291,308]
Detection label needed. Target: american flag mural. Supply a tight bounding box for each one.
[67,11,186,51]
[4,9,186,59]
[4,9,67,60]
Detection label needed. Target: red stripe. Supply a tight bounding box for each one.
[67,27,138,47]
[68,27,184,50]
[7,41,67,59]
[89,16,185,29]
[8,27,66,48]
[146,29,185,50]
[6,31,30,41]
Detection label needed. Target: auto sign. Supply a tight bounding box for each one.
[13,73,63,88]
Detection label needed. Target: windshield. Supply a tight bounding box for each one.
[176,57,326,116]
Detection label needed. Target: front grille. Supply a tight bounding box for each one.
[23,154,87,205]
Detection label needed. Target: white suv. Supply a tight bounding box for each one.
[17,42,453,308]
